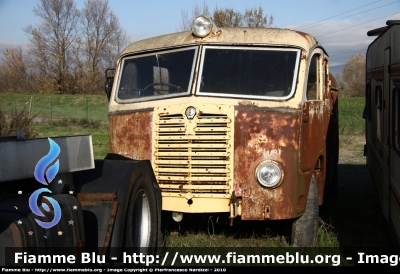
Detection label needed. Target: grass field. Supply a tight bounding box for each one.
[30,95,365,160]
[338,96,365,135]
[1,93,110,159]
[33,120,109,160]
[1,93,109,122]
[1,93,366,130]
[337,97,366,161]
[1,93,374,251]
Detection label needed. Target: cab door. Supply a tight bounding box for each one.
[301,51,326,203]
[389,54,400,239]
[381,48,390,219]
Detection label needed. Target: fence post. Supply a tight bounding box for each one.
[51,95,52,124]
[86,97,88,120]
[29,96,32,117]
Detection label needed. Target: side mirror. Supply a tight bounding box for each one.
[105,68,116,102]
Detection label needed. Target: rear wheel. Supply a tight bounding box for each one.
[291,174,319,247]
[126,176,160,253]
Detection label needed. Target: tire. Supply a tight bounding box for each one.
[328,119,340,198]
[291,174,319,247]
[125,176,160,254]
[330,152,339,197]
[325,149,339,199]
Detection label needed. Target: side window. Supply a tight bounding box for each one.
[376,84,383,142]
[307,54,320,100]
[363,80,371,119]
[394,83,400,151]
[323,59,327,94]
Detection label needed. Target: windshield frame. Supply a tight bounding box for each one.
[195,46,301,101]
[115,46,198,104]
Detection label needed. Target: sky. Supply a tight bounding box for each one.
[0,0,399,68]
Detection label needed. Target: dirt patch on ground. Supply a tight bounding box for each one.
[339,134,366,164]
[322,133,398,249]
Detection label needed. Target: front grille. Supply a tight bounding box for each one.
[154,108,232,196]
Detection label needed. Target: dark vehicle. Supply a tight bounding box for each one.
[364,20,400,241]
[0,134,162,265]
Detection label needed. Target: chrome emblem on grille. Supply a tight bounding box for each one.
[185,106,196,119]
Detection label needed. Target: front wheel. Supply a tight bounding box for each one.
[291,174,319,247]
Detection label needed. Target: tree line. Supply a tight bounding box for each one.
[335,53,366,97]
[0,0,128,95]
[0,0,364,97]
[179,2,274,30]
[0,0,277,95]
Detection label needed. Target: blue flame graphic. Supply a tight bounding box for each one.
[34,138,60,185]
[29,188,61,229]
[30,138,62,229]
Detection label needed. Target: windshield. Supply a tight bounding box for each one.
[196,46,300,100]
[116,47,197,102]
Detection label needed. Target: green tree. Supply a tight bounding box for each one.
[212,8,243,27]
[0,47,35,93]
[179,1,211,31]
[21,0,128,95]
[341,53,366,97]
[243,6,273,28]
[24,0,80,94]
[179,4,273,31]
[80,0,128,94]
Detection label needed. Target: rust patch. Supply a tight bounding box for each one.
[294,30,310,39]
[77,192,117,206]
[301,101,325,173]
[234,109,302,220]
[329,72,337,89]
[265,205,270,219]
[9,223,23,247]
[193,30,222,41]
[234,183,242,197]
[102,201,119,255]
[241,186,285,220]
[108,111,153,160]
[301,99,337,206]
[238,100,259,107]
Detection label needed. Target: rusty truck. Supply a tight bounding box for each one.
[364,20,400,242]
[105,15,339,247]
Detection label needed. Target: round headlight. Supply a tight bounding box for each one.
[192,16,213,38]
[255,161,283,188]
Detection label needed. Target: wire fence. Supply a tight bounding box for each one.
[1,93,109,123]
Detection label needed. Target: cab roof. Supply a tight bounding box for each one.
[120,27,321,58]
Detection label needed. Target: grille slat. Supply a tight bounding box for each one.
[159,184,230,190]
[155,152,229,156]
[156,136,229,140]
[155,168,230,173]
[155,160,229,165]
[155,110,231,194]
[155,144,229,148]
[156,176,230,181]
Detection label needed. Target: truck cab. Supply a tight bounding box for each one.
[106,16,339,246]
